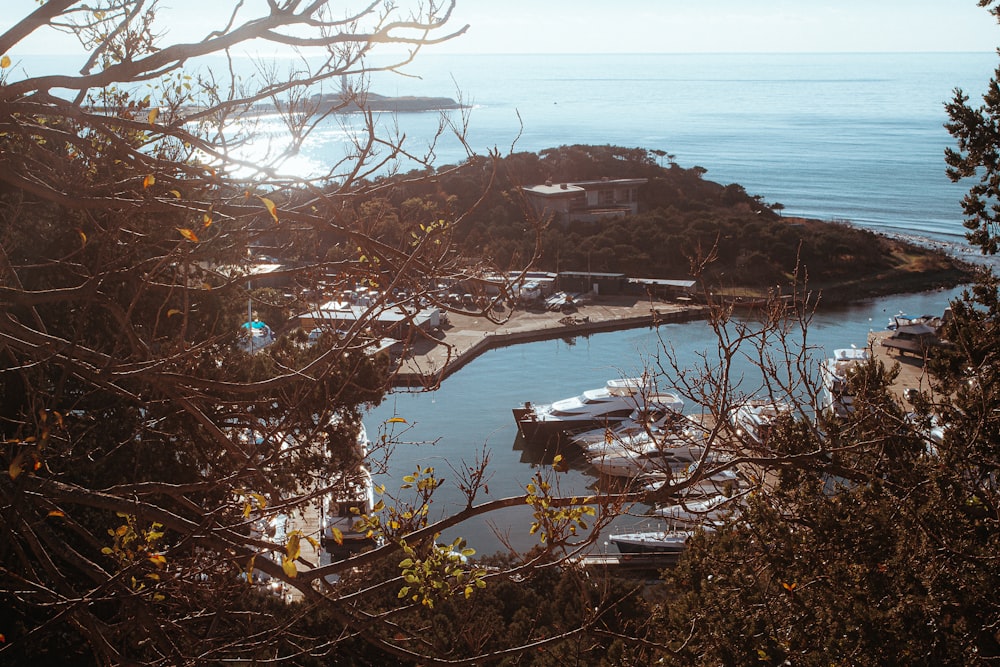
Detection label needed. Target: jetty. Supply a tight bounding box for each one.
[392,297,710,388]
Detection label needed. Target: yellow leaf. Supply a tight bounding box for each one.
[147,107,159,125]
[281,555,298,578]
[47,510,65,518]
[328,526,343,545]
[148,553,167,567]
[177,228,199,243]
[0,55,10,69]
[78,229,87,245]
[169,189,181,199]
[285,532,301,561]
[258,196,279,223]
[167,309,182,317]
[387,417,407,424]
[8,451,25,480]
[202,213,212,227]
[143,174,155,189]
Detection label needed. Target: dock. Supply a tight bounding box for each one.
[392,297,710,387]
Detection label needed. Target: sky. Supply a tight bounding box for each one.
[2,0,999,55]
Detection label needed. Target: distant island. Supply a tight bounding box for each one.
[251,91,465,115]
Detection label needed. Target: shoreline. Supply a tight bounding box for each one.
[389,272,972,389]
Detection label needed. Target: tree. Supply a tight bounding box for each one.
[634,5,1000,662]
[0,3,593,664]
[945,0,1000,256]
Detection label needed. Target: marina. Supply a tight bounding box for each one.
[369,287,965,557]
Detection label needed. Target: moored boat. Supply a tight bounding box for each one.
[513,378,683,444]
[729,399,792,447]
[820,347,868,417]
[609,529,694,555]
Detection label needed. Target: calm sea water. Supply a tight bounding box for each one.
[18,52,994,240]
[368,287,965,555]
[325,52,997,243]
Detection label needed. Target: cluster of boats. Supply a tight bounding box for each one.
[513,378,754,556]
[513,338,919,557]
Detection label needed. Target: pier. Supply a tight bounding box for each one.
[392,297,710,387]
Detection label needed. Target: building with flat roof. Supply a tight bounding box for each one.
[523,178,647,224]
[298,301,440,339]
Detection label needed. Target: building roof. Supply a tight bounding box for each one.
[302,302,439,328]
[629,277,697,289]
[523,177,647,198]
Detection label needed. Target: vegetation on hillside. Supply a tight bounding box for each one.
[344,143,973,296]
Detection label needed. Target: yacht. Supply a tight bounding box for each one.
[571,409,704,452]
[513,378,683,443]
[820,348,869,417]
[321,465,377,558]
[608,529,694,555]
[321,421,378,559]
[589,442,700,478]
[729,399,792,447]
[643,463,744,498]
[651,493,739,526]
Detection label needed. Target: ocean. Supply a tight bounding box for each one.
[19,52,994,241]
[299,52,997,243]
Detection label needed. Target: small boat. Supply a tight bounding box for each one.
[729,399,792,446]
[820,348,869,417]
[320,465,377,558]
[589,443,699,478]
[643,463,744,497]
[513,378,683,444]
[651,493,739,526]
[609,529,694,555]
[322,422,378,558]
[880,322,946,356]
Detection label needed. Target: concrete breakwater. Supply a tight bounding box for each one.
[392,300,710,388]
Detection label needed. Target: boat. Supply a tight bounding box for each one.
[728,399,792,446]
[820,348,869,417]
[608,529,694,555]
[589,443,699,478]
[512,378,683,443]
[320,465,378,558]
[643,463,744,498]
[321,421,378,559]
[572,407,688,448]
[880,322,946,356]
[651,493,739,526]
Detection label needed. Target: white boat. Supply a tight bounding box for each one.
[589,442,700,478]
[609,529,694,555]
[820,348,869,417]
[651,493,739,526]
[643,463,744,497]
[513,378,683,443]
[880,322,945,356]
[729,399,792,446]
[322,421,378,558]
[320,465,377,558]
